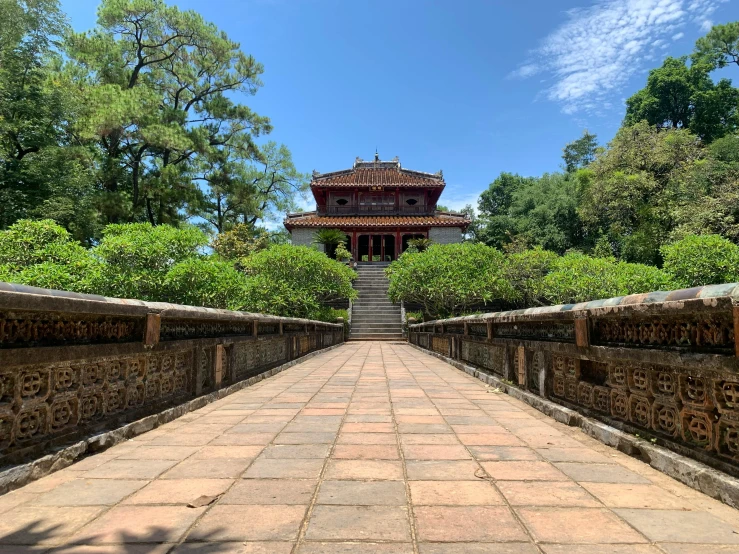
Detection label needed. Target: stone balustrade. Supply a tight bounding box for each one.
[0,283,343,466]
[409,283,739,473]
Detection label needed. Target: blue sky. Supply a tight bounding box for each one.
[61,0,736,214]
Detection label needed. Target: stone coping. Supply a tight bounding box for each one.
[409,282,739,328]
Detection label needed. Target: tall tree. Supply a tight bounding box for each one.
[624,56,739,142]
[693,21,739,70]
[67,0,272,226]
[194,141,308,233]
[577,121,703,264]
[562,130,598,172]
[0,0,98,241]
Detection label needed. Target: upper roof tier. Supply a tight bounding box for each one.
[311,156,444,189]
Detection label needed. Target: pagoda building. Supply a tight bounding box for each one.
[284,154,470,262]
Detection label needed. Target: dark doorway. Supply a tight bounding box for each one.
[371,235,382,261]
[358,235,370,262]
[382,235,395,261]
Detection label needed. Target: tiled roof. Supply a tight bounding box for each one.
[311,157,444,188]
[284,212,469,229]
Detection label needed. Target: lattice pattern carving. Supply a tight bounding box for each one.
[495,321,575,342]
[0,350,193,450]
[0,312,143,347]
[592,314,734,352]
[160,319,254,341]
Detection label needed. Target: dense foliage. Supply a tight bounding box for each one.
[0,0,307,242]
[386,243,514,319]
[389,233,739,320]
[0,220,355,321]
[661,234,739,289]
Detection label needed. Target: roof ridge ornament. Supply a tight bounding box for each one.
[312,169,321,178]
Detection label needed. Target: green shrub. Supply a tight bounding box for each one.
[661,234,739,288]
[541,253,674,304]
[506,247,559,307]
[386,243,514,319]
[212,225,270,261]
[240,245,357,320]
[0,219,100,292]
[163,257,249,310]
[91,223,209,300]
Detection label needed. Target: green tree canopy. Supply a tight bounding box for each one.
[624,56,739,142]
[475,172,582,253]
[67,0,272,226]
[562,130,598,172]
[693,21,739,70]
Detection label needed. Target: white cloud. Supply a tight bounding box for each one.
[511,0,726,114]
[672,31,685,39]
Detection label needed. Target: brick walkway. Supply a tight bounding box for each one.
[2,342,739,553]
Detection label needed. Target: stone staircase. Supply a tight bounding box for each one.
[349,263,403,341]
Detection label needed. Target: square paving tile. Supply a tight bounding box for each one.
[35,479,147,506]
[70,505,205,544]
[244,458,324,479]
[468,446,539,461]
[221,479,317,505]
[332,445,399,460]
[84,459,178,480]
[614,508,739,543]
[210,433,278,446]
[481,461,568,481]
[115,446,200,460]
[261,444,331,458]
[400,434,460,445]
[336,433,398,445]
[161,458,251,479]
[188,505,306,541]
[497,481,601,507]
[192,445,264,459]
[581,483,693,509]
[554,463,651,484]
[397,423,452,434]
[317,480,407,505]
[536,447,615,463]
[410,480,504,505]
[342,422,395,433]
[324,460,403,480]
[298,544,413,554]
[414,506,528,542]
[406,460,482,480]
[516,507,648,543]
[305,505,410,541]
[275,432,337,445]
[147,433,215,446]
[0,506,104,545]
[122,479,232,505]
[457,433,524,446]
[419,544,539,554]
[402,444,471,460]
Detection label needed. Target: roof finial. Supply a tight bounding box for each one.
[374,148,379,163]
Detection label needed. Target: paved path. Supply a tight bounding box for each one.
[2,342,739,553]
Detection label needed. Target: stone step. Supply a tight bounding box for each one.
[348,334,405,341]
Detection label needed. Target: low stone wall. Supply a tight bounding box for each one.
[0,283,343,467]
[409,283,739,474]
